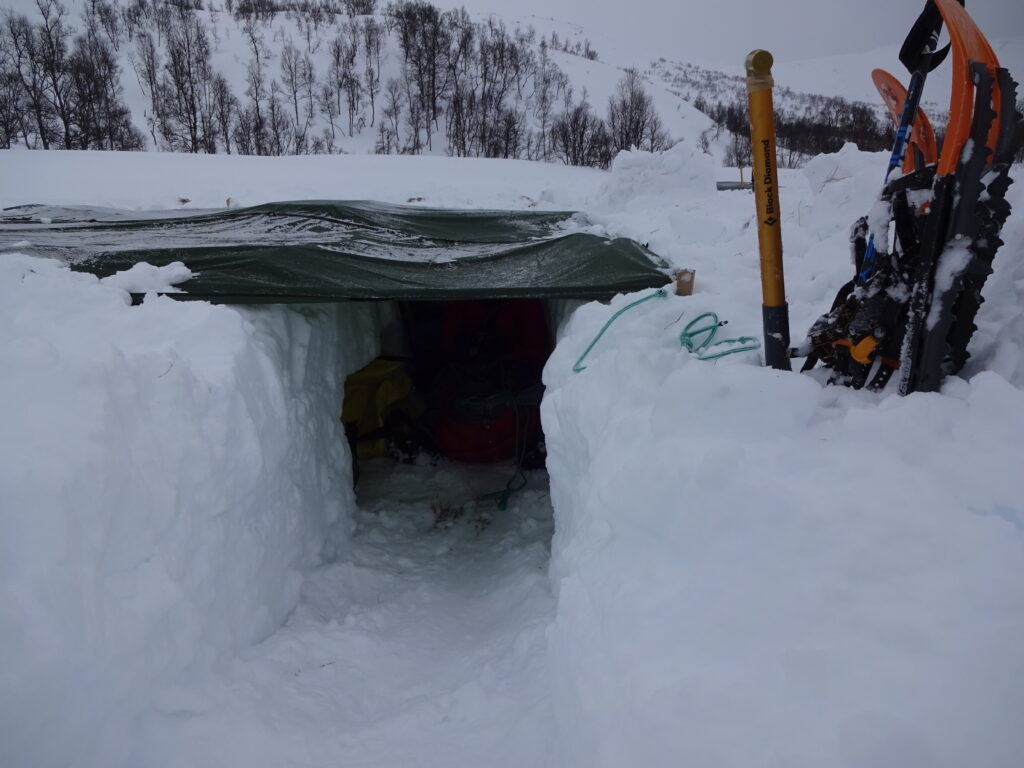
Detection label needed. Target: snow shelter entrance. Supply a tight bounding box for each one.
[14,199,676,489]
[343,299,553,476]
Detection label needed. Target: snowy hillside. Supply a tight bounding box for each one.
[0,0,724,161]
[2,140,1023,766]
[770,35,1024,113]
[647,34,1024,116]
[16,1,1023,170]
[647,34,1024,164]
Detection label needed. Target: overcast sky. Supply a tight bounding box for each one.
[455,0,1024,68]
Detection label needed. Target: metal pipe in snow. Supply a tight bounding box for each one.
[745,49,792,372]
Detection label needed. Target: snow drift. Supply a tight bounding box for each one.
[543,296,1024,768]
[541,144,1024,768]
[0,256,378,765]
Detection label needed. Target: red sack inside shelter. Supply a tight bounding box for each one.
[426,299,550,463]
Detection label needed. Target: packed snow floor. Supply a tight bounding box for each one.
[131,459,556,768]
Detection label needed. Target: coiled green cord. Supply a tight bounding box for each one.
[678,312,761,360]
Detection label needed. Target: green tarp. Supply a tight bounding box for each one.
[0,200,673,303]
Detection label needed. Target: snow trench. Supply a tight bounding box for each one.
[4,146,1024,768]
[2,263,568,767]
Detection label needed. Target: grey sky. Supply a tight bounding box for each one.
[456,0,1024,68]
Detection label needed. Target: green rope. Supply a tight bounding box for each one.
[572,297,760,373]
[480,471,527,511]
[679,312,761,360]
[572,289,668,372]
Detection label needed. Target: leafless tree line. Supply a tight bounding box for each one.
[1,0,673,169]
[695,94,895,169]
[375,2,668,166]
[1,0,143,149]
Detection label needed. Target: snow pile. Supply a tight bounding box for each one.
[545,299,1024,767]
[782,143,890,315]
[583,142,741,291]
[0,254,378,766]
[101,261,192,293]
[591,141,718,213]
[801,143,887,240]
[542,153,1024,766]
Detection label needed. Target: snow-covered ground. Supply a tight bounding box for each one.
[2,143,1023,767]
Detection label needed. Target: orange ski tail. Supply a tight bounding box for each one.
[871,68,938,173]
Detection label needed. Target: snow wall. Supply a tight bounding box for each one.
[0,256,379,766]
[541,145,1024,767]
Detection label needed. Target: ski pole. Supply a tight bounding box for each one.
[745,49,791,372]
[857,16,943,285]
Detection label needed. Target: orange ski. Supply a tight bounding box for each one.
[871,69,937,172]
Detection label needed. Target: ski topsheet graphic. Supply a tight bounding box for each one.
[803,0,1022,394]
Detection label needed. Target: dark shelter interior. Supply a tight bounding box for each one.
[343,299,553,485]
